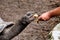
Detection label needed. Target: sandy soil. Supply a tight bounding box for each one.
[0,0,60,40]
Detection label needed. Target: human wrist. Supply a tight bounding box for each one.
[48,10,54,17]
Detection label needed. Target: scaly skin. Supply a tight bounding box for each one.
[0,11,35,40]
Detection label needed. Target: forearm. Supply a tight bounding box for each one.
[48,7,60,17]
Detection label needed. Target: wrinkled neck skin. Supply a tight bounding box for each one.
[0,18,30,40]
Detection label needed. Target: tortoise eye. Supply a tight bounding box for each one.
[27,13,31,16]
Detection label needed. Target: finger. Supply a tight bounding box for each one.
[38,16,44,21]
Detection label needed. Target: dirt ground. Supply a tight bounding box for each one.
[0,0,60,40]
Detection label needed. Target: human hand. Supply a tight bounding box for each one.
[38,12,51,21]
